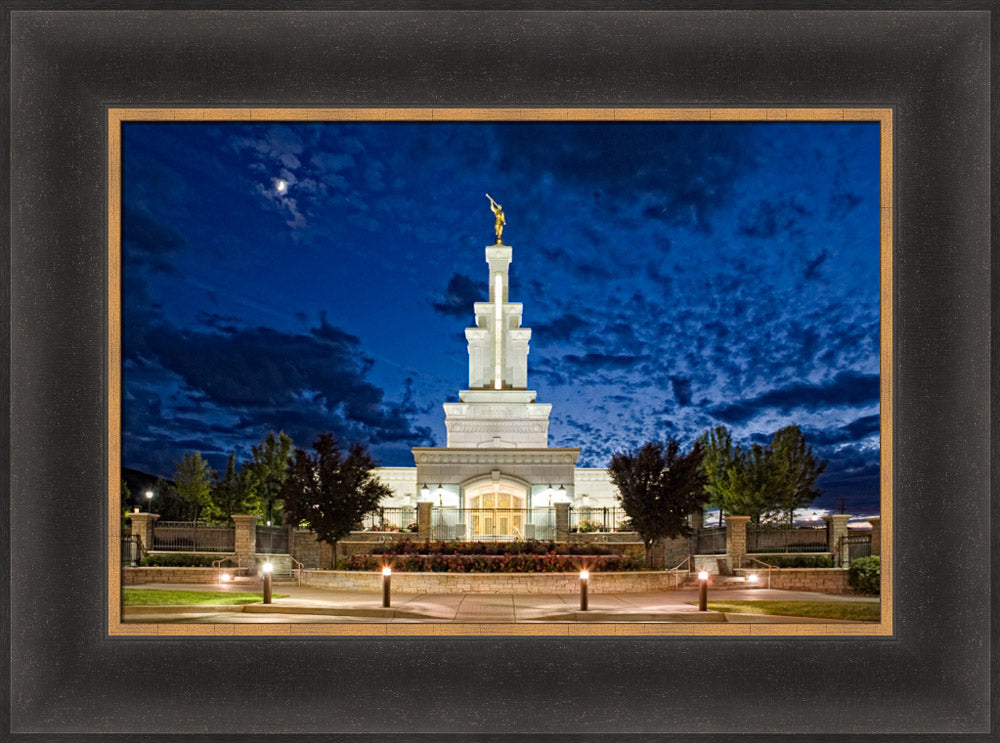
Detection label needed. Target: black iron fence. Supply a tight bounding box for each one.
[152,521,235,552]
[569,506,630,533]
[842,533,873,561]
[255,525,289,554]
[360,507,417,533]
[747,524,828,553]
[695,527,727,555]
[120,534,144,566]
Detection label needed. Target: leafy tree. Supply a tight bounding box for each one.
[249,431,293,526]
[769,425,827,523]
[172,452,216,522]
[279,434,391,558]
[699,425,826,523]
[609,440,708,567]
[207,451,257,522]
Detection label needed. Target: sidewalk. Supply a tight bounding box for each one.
[122,582,878,624]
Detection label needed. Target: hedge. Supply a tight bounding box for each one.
[848,556,880,595]
[140,554,230,567]
[343,553,644,573]
[751,555,835,568]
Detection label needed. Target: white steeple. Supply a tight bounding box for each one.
[443,240,551,448]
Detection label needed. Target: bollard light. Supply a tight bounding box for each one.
[579,570,589,612]
[382,566,392,608]
[262,561,273,604]
[698,570,709,612]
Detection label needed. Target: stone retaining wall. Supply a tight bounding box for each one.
[122,567,224,585]
[755,568,852,594]
[299,569,687,594]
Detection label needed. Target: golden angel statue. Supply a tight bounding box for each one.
[486,193,505,244]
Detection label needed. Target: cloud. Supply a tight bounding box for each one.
[670,376,693,406]
[562,353,649,371]
[121,205,186,275]
[803,249,828,280]
[533,313,587,344]
[432,273,483,317]
[737,197,809,239]
[709,371,879,424]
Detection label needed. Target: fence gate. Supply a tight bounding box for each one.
[152,521,236,552]
[842,533,873,561]
[695,527,727,554]
[120,534,143,566]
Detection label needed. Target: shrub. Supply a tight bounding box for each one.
[848,556,881,595]
[367,539,613,557]
[572,519,604,533]
[140,553,222,567]
[343,553,644,573]
[752,555,835,568]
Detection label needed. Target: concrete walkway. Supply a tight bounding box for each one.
[122,582,879,624]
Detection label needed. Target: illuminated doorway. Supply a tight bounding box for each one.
[465,482,527,541]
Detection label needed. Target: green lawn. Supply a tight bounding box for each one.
[123,589,289,606]
[696,600,880,622]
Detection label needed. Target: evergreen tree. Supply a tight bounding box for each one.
[249,431,293,525]
[172,452,215,522]
[208,451,256,522]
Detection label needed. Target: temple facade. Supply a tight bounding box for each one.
[374,236,621,540]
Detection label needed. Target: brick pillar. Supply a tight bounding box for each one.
[824,514,851,566]
[725,515,750,570]
[555,502,570,542]
[417,502,433,542]
[230,514,257,563]
[130,513,158,553]
[868,517,881,557]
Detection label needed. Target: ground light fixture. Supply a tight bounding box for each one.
[382,566,392,608]
[748,573,759,585]
[220,573,231,582]
[579,570,589,611]
[698,570,709,612]
[261,561,273,604]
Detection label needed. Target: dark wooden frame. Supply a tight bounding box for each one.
[4,5,994,740]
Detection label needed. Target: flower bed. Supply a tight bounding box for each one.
[344,553,644,573]
[368,539,615,557]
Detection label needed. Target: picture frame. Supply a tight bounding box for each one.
[5,5,994,739]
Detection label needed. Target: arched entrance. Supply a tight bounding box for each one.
[464,480,528,541]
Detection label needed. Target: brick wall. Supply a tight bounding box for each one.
[122,567,224,585]
[761,568,852,594]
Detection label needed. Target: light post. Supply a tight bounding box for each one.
[382,566,392,608]
[579,570,589,611]
[262,561,273,604]
[698,570,709,612]
[144,489,154,512]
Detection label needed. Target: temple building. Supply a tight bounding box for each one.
[375,207,621,539]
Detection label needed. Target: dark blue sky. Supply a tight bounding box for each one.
[120,119,881,515]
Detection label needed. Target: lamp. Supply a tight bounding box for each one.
[420,483,430,501]
[579,570,589,611]
[261,561,273,604]
[144,489,154,512]
[382,566,392,608]
[698,570,709,611]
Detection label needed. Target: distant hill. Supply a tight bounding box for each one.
[121,466,172,503]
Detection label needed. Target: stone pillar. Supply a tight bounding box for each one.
[868,517,881,557]
[555,502,570,543]
[725,515,750,570]
[417,502,433,542]
[824,514,851,566]
[130,513,158,554]
[230,514,257,564]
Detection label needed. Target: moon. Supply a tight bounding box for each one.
[275,178,288,194]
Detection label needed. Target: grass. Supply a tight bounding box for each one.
[123,589,289,606]
[696,600,881,622]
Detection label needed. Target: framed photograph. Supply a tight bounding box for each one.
[6,5,993,740]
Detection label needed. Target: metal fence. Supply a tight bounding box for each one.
[747,524,828,553]
[431,507,556,542]
[152,521,235,552]
[569,506,630,533]
[695,527,727,555]
[842,533,873,561]
[120,534,144,566]
[359,507,417,533]
[255,525,289,554]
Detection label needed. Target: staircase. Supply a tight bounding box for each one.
[678,574,757,591]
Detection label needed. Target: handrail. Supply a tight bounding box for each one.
[288,556,304,586]
[737,554,776,589]
[666,555,693,590]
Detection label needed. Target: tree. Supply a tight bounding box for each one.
[207,451,257,522]
[769,425,827,523]
[249,431,294,525]
[172,452,216,522]
[279,434,391,559]
[699,425,826,523]
[609,440,708,567]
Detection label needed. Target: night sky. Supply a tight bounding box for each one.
[120,119,881,515]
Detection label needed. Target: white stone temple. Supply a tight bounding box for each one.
[374,234,621,539]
